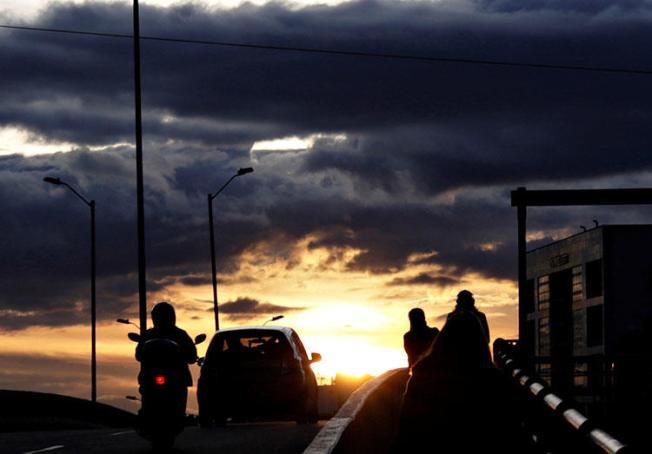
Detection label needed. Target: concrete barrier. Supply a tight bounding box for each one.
[304,368,409,454]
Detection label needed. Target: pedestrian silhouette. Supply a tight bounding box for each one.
[403,308,439,368]
[447,289,490,342]
[396,311,521,453]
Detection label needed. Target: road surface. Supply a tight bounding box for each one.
[1,422,325,454]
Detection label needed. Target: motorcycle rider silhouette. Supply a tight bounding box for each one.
[134,302,201,449]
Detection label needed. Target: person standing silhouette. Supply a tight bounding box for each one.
[403,308,439,368]
[447,289,490,342]
[396,311,522,453]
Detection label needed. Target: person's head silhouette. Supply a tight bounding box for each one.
[456,290,475,310]
[151,301,176,330]
[408,308,427,329]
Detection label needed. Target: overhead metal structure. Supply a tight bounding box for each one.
[511,186,652,355]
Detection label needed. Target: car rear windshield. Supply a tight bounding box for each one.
[205,331,294,366]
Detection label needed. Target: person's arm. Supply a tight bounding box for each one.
[181,331,198,363]
[189,342,198,363]
[404,333,413,366]
[480,313,490,342]
[135,331,149,361]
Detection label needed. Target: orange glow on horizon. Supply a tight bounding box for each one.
[1,240,519,409]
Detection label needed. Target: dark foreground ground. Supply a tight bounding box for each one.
[0,422,325,454]
[0,390,136,432]
[0,391,324,453]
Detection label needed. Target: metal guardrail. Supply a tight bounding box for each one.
[494,338,632,454]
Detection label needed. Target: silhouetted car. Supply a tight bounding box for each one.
[197,326,321,425]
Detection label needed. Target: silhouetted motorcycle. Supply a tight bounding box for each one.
[128,331,206,450]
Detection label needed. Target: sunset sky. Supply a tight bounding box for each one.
[1,0,652,413]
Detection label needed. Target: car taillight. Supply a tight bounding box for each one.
[154,375,167,385]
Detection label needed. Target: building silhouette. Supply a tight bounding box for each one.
[523,224,652,420]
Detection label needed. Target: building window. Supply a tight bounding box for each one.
[538,316,550,355]
[574,362,589,388]
[572,266,583,302]
[538,275,550,311]
[586,259,603,298]
[537,362,551,383]
[573,310,585,351]
[587,305,603,347]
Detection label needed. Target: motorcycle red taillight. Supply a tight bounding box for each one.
[154,375,167,385]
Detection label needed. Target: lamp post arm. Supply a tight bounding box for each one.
[61,182,92,207]
[209,174,238,200]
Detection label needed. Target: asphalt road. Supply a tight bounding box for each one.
[0,422,325,454]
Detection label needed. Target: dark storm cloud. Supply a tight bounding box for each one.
[303,116,652,196]
[218,297,305,321]
[475,0,652,13]
[290,192,519,277]
[2,0,651,156]
[0,147,268,329]
[1,1,652,329]
[179,275,209,287]
[388,273,461,287]
[178,273,258,287]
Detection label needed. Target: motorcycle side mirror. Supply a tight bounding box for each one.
[127,332,141,343]
[194,334,207,345]
[310,352,322,364]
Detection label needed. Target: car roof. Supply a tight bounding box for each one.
[214,326,296,338]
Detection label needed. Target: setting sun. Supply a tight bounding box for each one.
[307,336,406,379]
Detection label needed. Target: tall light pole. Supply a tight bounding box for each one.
[208,167,254,331]
[43,177,97,404]
[132,0,147,336]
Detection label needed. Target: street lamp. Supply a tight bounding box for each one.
[43,176,97,404]
[263,315,284,326]
[208,167,254,331]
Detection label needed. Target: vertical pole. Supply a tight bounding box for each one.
[208,194,219,331]
[133,0,147,335]
[90,200,97,404]
[516,187,528,357]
